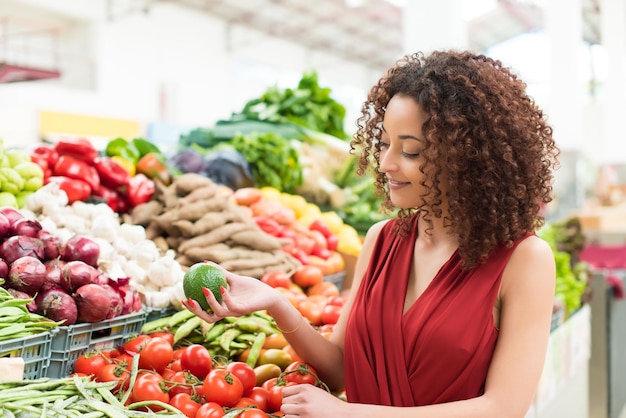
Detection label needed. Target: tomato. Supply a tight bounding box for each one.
[172,347,186,361]
[225,362,256,395]
[168,359,183,373]
[262,333,288,350]
[165,370,199,397]
[283,361,319,386]
[195,401,225,418]
[181,344,213,380]
[307,281,340,297]
[148,331,175,346]
[73,351,108,376]
[260,270,292,289]
[132,373,169,410]
[326,295,346,306]
[113,353,134,371]
[169,393,200,418]
[139,336,173,374]
[234,396,257,408]
[246,386,269,412]
[122,334,151,355]
[261,377,278,392]
[292,265,324,288]
[203,368,244,408]
[309,219,332,238]
[297,299,323,326]
[258,348,292,370]
[267,381,297,412]
[282,344,303,363]
[96,363,130,392]
[321,303,343,325]
[239,409,269,418]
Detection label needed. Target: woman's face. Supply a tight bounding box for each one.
[379,95,439,210]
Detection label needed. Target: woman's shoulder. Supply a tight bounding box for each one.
[501,233,556,294]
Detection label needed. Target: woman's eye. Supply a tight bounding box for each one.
[402,151,420,158]
[379,142,390,150]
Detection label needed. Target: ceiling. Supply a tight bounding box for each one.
[155,0,602,72]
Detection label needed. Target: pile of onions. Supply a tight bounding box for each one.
[0,207,142,325]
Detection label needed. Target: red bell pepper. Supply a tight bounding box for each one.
[93,157,131,191]
[126,173,155,207]
[31,146,59,170]
[53,155,100,192]
[47,176,91,204]
[54,138,99,164]
[92,184,125,213]
[136,152,171,185]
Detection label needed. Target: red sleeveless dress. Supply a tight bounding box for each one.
[344,216,529,406]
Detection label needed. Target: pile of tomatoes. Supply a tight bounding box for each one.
[71,331,327,418]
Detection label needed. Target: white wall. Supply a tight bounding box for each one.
[0,1,376,149]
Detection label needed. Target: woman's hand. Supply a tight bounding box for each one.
[182,262,280,323]
[281,384,352,418]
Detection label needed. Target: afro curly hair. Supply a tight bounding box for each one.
[351,50,560,269]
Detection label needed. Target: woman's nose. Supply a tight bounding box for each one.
[379,149,396,173]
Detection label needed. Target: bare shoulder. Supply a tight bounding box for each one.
[501,234,556,296]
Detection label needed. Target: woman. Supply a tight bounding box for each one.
[185,49,559,417]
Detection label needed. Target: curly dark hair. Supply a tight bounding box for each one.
[351,50,560,269]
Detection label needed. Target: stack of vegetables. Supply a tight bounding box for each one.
[0,139,46,209]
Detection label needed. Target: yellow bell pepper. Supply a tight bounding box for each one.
[111,156,136,176]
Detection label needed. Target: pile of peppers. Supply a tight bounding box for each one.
[30,138,159,213]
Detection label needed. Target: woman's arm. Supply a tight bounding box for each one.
[281,234,557,418]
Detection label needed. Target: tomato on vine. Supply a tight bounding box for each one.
[169,393,201,418]
[122,334,151,355]
[181,344,212,380]
[96,363,130,392]
[195,401,225,418]
[239,408,269,418]
[225,361,256,395]
[283,361,319,386]
[131,373,169,410]
[73,351,108,376]
[203,368,244,408]
[138,336,173,374]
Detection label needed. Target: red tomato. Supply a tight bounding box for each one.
[203,368,244,408]
[172,347,186,361]
[292,265,324,288]
[283,361,319,386]
[73,352,108,376]
[260,270,292,289]
[225,362,256,395]
[138,336,173,374]
[181,344,213,380]
[307,281,340,297]
[239,409,269,418]
[321,303,343,325]
[96,363,130,392]
[132,373,169,410]
[267,381,297,412]
[195,402,225,418]
[298,299,323,325]
[261,377,278,392]
[122,334,152,355]
[169,393,200,418]
[234,396,257,408]
[246,386,269,412]
[113,353,134,371]
[165,370,198,397]
[148,331,175,346]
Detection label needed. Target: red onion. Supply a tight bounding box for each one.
[7,288,37,313]
[37,288,78,326]
[62,235,100,268]
[7,256,47,296]
[108,277,142,314]
[40,258,67,293]
[61,260,99,293]
[38,230,64,260]
[11,218,42,238]
[0,213,10,239]
[74,284,111,323]
[101,283,123,319]
[0,236,44,264]
[0,207,24,226]
[0,258,8,279]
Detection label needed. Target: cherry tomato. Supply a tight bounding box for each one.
[169,393,200,418]
[246,386,269,412]
[96,363,130,392]
[181,344,212,380]
[122,334,152,355]
[260,270,292,289]
[239,409,269,418]
[203,368,244,407]
[73,351,108,376]
[283,361,319,386]
[292,265,324,288]
[132,373,169,410]
[195,401,225,418]
[225,362,256,395]
[138,336,173,374]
